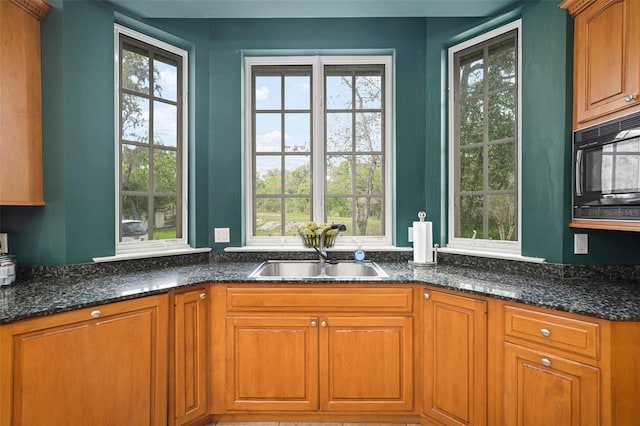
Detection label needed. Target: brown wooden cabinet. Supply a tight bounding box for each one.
[219,285,415,417]
[495,301,640,426]
[561,0,640,129]
[0,0,49,205]
[172,287,209,426]
[0,295,169,426]
[422,289,487,426]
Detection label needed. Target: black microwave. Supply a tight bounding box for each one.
[573,111,640,220]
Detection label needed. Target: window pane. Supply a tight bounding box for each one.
[488,38,516,91]
[285,75,310,110]
[285,198,311,235]
[355,112,381,151]
[285,156,310,194]
[122,195,149,222]
[458,195,483,239]
[326,155,352,195]
[326,75,352,109]
[255,76,281,110]
[255,198,282,236]
[153,101,177,146]
[122,94,149,143]
[326,196,352,225]
[355,155,382,195]
[488,89,515,141]
[255,156,282,194]
[459,51,483,98]
[460,147,482,192]
[488,142,515,190]
[256,113,281,152]
[356,197,382,236]
[327,112,352,152]
[488,194,516,241]
[284,113,310,152]
[122,49,149,94]
[355,75,382,109]
[459,98,483,145]
[153,149,177,193]
[121,144,149,191]
[154,57,178,101]
[153,196,178,239]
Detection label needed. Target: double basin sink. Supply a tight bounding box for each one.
[248,260,389,280]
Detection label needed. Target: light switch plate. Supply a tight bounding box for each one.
[574,233,588,255]
[408,227,414,242]
[214,227,230,243]
[0,233,7,254]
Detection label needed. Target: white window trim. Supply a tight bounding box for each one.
[446,20,522,256]
[114,24,191,256]
[243,55,393,248]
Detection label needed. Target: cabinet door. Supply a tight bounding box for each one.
[173,288,208,425]
[573,0,640,127]
[423,290,487,426]
[0,0,48,205]
[319,316,413,412]
[225,316,319,411]
[0,296,168,426]
[503,342,600,426]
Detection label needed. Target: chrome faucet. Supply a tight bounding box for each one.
[318,224,346,263]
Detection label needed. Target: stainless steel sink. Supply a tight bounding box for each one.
[248,260,389,280]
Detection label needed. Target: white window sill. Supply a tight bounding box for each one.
[93,247,212,263]
[438,247,545,263]
[224,245,412,253]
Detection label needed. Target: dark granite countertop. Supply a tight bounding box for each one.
[1,259,640,324]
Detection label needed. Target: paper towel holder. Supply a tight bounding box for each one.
[409,244,438,267]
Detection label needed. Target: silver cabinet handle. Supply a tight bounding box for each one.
[625,94,638,102]
[540,328,551,337]
[199,292,206,300]
[91,310,101,318]
[311,320,317,327]
[541,358,552,367]
[321,321,327,328]
[424,293,430,300]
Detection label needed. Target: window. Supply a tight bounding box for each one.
[115,25,188,254]
[448,21,521,254]
[245,56,392,247]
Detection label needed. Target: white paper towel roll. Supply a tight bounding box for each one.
[413,221,433,263]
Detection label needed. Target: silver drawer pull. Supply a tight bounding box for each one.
[424,293,430,300]
[321,321,327,328]
[624,94,637,102]
[311,320,317,327]
[540,328,551,337]
[199,293,206,300]
[541,358,552,367]
[91,310,101,318]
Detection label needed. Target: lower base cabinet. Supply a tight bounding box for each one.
[0,295,168,426]
[218,285,416,416]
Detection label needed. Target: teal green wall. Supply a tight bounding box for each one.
[1,0,639,266]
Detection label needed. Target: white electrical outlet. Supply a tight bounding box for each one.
[574,233,588,255]
[214,227,230,243]
[408,226,414,242]
[0,233,7,254]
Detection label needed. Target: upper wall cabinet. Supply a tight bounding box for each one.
[561,0,640,129]
[0,0,50,205]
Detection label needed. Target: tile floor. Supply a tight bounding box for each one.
[210,423,421,426]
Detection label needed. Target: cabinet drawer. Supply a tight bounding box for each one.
[504,305,599,359]
[226,287,414,313]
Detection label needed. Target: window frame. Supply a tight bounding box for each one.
[244,55,393,248]
[114,24,190,255]
[447,20,522,255]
